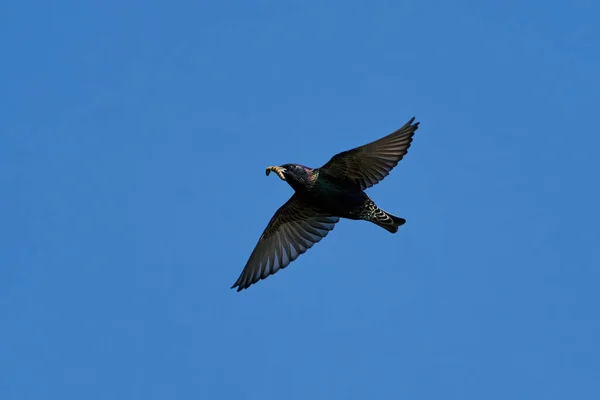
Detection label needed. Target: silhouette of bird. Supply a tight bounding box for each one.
[231,117,420,291]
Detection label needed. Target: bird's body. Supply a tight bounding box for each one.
[231,117,420,291]
[284,167,404,232]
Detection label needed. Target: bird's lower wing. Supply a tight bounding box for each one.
[231,194,339,291]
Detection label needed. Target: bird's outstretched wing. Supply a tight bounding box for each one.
[319,117,419,190]
[231,194,339,291]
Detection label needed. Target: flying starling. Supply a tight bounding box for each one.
[231,117,420,291]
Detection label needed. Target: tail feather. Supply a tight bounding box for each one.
[371,208,406,234]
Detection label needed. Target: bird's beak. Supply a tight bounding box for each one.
[266,166,286,181]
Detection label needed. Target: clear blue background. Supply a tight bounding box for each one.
[2,1,599,399]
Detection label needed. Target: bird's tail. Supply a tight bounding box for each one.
[371,208,406,234]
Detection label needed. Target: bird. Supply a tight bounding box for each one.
[231,117,420,291]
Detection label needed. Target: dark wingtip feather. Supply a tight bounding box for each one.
[406,116,419,130]
[231,282,244,292]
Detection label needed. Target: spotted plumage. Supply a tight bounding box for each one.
[232,117,420,291]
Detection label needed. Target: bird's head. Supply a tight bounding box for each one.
[266,164,314,189]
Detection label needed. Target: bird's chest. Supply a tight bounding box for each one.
[306,181,366,214]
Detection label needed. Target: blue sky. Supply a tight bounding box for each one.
[1,0,599,398]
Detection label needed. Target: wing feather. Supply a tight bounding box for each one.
[319,117,420,190]
[231,194,339,291]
